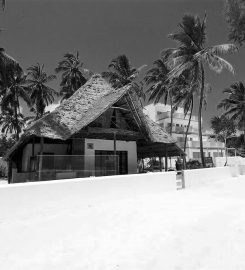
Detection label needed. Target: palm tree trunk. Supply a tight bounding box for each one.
[14,91,19,140]
[170,90,173,135]
[198,64,206,167]
[224,137,228,166]
[183,97,193,169]
[243,120,245,148]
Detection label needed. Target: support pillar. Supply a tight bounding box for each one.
[7,160,12,184]
[32,137,35,157]
[113,132,117,175]
[159,157,162,172]
[38,137,44,181]
[165,145,168,172]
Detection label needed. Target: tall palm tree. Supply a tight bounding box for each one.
[0,107,25,138]
[27,63,57,119]
[166,14,237,167]
[1,74,31,140]
[218,81,245,144]
[55,52,90,101]
[102,54,146,99]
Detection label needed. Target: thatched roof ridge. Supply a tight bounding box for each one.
[24,74,131,139]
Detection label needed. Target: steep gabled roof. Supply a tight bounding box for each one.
[24,74,132,140]
[6,74,181,159]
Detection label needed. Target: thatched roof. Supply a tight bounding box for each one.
[6,74,182,159]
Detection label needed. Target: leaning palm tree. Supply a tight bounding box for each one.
[1,74,31,140]
[166,14,237,167]
[27,63,57,119]
[218,81,245,144]
[102,54,146,100]
[55,52,91,101]
[0,107,25,138]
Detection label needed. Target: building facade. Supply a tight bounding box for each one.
[144,103,225,162]
[6,75,182,183]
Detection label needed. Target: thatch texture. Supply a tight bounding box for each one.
[6,74,181,159]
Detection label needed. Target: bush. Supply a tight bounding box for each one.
[186,159,202,170]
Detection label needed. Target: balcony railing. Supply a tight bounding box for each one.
[156,111,198,121]
[166,126,198,134]
[186,141,225,148]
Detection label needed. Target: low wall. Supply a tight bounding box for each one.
[183,167,233,188]
[215,156,245,167]
[0,172,177,220]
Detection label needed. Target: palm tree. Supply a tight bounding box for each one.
[144,55,189,135]
[166,14,237,167]
[0,107,25,138]
[55,52,90,101]
[173,88,194,155]
[27,63,57,119]
[102,54,146,99]
[218,82,245,144]
[1,74,31,140]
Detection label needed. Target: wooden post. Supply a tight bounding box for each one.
[38,137,44,181]
[32,137,35,157]
[159,156,162,172]
[165,145,168,172]
[8,160,12,184]
[113,132,117,175]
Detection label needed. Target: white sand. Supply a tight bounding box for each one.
[1,176,245,269]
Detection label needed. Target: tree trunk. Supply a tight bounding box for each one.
[38,137,44,181]
[244,120,245,149]
[224,137,228,166]
[183,97,193,169]
[170,90,173,135]
[198,64,206,167]
[14,92,19,140]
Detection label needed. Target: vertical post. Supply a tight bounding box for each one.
[159,156,162,172]
[8,160,12,184]
[32,137,35,157]
[38,137,44,181]
[165,145,168,172]
[113,132,117,175]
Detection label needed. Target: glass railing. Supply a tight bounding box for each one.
[15,155,119,182]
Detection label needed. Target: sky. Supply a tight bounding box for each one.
[0,0,244,129]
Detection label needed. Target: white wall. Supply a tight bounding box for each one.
[22,143,69,172]
[84,138,137,174]
[0,172,177,220]
[215,156,245,167]
[183,167,233,188]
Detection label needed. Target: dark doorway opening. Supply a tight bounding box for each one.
[95,150,128,176]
